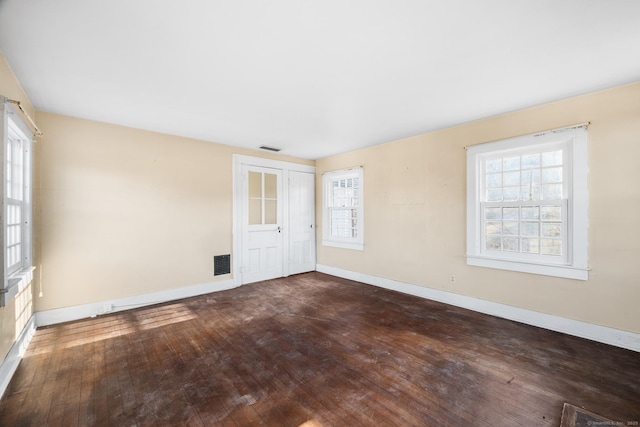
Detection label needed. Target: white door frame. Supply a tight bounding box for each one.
[232,154,315,286]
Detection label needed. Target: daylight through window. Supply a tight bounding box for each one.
[322,168,364,250]
[466,126,588,280]
[1,100,34,306]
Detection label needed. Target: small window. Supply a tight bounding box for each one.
[1,100,34,306]
[466,126,588,280]
[322,168,364,250]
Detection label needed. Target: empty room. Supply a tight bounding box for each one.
[1,1,639,426]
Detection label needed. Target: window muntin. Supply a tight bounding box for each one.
[479,143,569,264]
[6,121,26,274]
[329,175,359,239]
[466,126,588,280]
[248,170,278,225]
[322,168,363,250]
[1,102,34,306]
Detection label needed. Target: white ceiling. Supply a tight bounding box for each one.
[1,1,639,159]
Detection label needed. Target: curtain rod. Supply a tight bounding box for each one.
[464,122,590,150]
[321,165,363,175]
[5,98,43,137]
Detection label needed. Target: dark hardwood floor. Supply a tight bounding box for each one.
[1,272,639,426]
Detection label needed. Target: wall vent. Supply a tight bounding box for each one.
[214,254,231,276]
[259,145,281,152]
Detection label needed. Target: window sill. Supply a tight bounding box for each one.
[466,255,588,280]
[4,267,35,303]
[322,240,364,251]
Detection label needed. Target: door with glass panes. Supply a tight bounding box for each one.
[241,165,283,283]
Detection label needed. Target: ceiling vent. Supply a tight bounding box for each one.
[259,145,282,152]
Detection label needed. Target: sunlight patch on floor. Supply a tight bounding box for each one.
[25,302,196,355]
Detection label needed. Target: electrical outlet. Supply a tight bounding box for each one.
[449,275,456,284]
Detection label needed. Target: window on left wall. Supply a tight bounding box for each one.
[1,100,34,307]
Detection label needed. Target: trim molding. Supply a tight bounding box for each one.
[316,264,640,352]
[36,279,238,327]
[0,314,36,399]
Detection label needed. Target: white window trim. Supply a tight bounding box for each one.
[322,167,364,251]
[1,99,35,306]
[466,126,589,280]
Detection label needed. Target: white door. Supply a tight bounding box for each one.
[241,165,283,284]
[289,171,316,275]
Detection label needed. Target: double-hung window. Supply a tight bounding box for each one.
[466,126,588,280]
[322,167,364,250]
[1,99,33,306]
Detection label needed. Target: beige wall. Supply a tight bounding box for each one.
[316,82,640,334]
[0,53,37,361]
[37,112,312,311]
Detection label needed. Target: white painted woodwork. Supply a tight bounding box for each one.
[241,165,283,284]
[289,170,316,275]
[233,155,315,285]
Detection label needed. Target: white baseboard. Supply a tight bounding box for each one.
[316,264,640,352]
[36,278,238,327]
[0,314,36,399]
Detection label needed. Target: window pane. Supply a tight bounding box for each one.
[503,187,519,201]
[521,238,540,254]
[6,142,11,198]
[486,173,502,188]
[264,200,277,224]
[521,207,539,220]
[521,153,540,169]
[249,172,262,198]
[503,171,520,186]
[503,157,520,171]
[484,207,501,220]
[503,237,519,252]
[503,221,519,236]
[541,223,562,238]
[541,206,562,221]
[485,221,501,235]
[521,169,540,186]
[542,150,563,167]
[486,159,502,173]
[521,222,539,237]
[503,207,518,220]
[264,173,277,198]
[541,239,562,255]
[542,167,563,184]
[486,188,502,202]
[486,235,501,250]
[542,184,562,200]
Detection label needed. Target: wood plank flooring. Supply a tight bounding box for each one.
[1,272,639,426]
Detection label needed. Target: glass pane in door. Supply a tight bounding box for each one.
[248,171,262,225]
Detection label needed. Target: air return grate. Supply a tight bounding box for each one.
[214,254,231,276]
[259,145,281,152]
